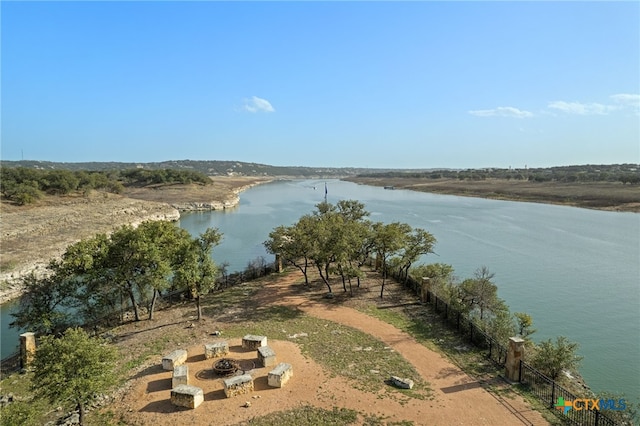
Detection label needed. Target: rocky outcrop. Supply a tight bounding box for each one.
[0,196,179,303]
[169,195,240,211]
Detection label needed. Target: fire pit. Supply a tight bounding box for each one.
[213,358,239,376]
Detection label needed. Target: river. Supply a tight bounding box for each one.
[2,179,638,402]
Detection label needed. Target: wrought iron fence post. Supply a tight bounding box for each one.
[594,407,600,426]
[518,359,522,383]
[550,381,556,409]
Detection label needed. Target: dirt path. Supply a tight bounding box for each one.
[257,272,549,425]
[113,271,549,425]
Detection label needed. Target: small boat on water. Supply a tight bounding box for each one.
[384,186,395,190]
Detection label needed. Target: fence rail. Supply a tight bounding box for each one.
[390,270,508,368]
[519,361,618,426]
[0,352,21,379]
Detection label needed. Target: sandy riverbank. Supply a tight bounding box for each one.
[344,176,640,212]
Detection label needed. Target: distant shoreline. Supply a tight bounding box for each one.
[344,176,640,213]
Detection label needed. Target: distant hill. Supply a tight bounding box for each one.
[0,159,440,178]
[1,160,637,182]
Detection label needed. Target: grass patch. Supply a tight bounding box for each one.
[0,372,61,426]
[240,405,359,425]
[222,305,431,401]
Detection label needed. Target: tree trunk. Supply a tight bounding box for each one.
[316,264,332,293]
[127,284,140,322]
[196,295,203,320]
[77,402,85,426]
[294,262,309,285]
[339,266,347,292]
[148,289,159,320]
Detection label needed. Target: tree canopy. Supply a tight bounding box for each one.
[264,199,436,298]
[31,328,118,426]
[11,221,223,333]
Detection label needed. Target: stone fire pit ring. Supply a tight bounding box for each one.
[213,358,240,376]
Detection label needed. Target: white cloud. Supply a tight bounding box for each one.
[610,93,640,115]
[610,93,640,105]
[468,106,533,118]
[242,96,275,113]
[547,101,614,115]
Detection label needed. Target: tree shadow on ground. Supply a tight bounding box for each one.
[139,399,176,413]
[131,364,165,380]
[146,377,172,393]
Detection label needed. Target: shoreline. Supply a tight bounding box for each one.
[0,177,272,304]
[343,176,640,213]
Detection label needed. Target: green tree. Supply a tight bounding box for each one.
[10,272,78,335]
[135,221,190,320]
[264,220,314,285]
[308,210,341,294]
[459,266,500,320]
[484,299,516,344]
[396,228,436,284]
[372,221,411,298]
[531,336,583,380]
[31,328,118,426]
[173,228,222,320]
[107,223,181,321]
[513,312,536,339]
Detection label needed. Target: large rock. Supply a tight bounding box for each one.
[389,375,414,389]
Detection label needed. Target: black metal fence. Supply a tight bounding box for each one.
[392,270,621,426]
[391,271,508,367]
[519,361,618,426]
[0,352,21,379]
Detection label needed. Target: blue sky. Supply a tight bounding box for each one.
[2,1,639,169]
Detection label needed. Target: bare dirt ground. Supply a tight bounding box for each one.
[107,271,549,426]
[0,177,270,303]
[345,177,640,212]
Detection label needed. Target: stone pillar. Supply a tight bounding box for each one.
[420,277,431,303]
[275,254,283,273]
[20,332,36,369]
[505,337,525,382]
[374,256,382,271]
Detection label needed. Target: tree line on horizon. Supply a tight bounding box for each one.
[356,163,640,184]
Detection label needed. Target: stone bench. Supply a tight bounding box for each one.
[268,362,293,388]
[162,349,188,371]
[172,365,189,388]
[171,384,203,409]
[257,346,276,367]
[223,374,254,398]
[242,334,267,350]
[204,341,229,359]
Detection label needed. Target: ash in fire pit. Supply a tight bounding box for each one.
[213,358,239,376]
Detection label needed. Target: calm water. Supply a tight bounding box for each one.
[2,179,638,402]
